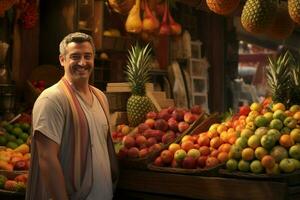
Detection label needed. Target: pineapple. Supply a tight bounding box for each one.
[290,61,300,105]
[288,0,300,24]
[206,0,240,15]
[266,51,292,105]
[125,43,155,127]
[241,0,277,34]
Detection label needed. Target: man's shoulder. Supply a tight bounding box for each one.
[36,83,66,103]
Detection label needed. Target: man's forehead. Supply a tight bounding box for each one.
[65,42,94,53]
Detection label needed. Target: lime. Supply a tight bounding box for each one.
[6,141,18,149]
[19,133,29,141]
[11,127,23,137]
[6,134,16,142]
[15,138,24,145]
[20,123,31,132]
[0,136,7,146]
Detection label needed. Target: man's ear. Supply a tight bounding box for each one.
[59,55,65,66]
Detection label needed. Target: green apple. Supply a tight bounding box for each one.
[250,160,263,174]
[279,158,296,173]
[235,136,248,148]
[254,116,269,127]
[255,147,269,160]
[255,127,269,139]
[226,159,238,172]
[289,144,300,160]
[283,117,297,129]
[240,128,254,138]
[261,135,276,150]
[238,160,250,172]
[267,129,281,141]
[290,128,300,143]
[248,135,260,149]
[289,105,300,113]
[264,112,274,122]
[273,110,287,121]
[269,119,283,130]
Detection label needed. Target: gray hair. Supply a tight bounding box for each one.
[59,32,95,55]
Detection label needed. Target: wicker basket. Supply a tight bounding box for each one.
[0,170,27,196]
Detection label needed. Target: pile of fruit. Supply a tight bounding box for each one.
[152,119,233,170]
[0,173,27,193]
[0,144,30,171]
[114,105,203,159]
[0,121,30,149]
[224,102,300,174]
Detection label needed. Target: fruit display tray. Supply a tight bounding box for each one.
[0,170,27,197]
[118,113,208,170]
[147,162,224,176]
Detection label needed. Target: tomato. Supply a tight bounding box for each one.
[239,106,251,116]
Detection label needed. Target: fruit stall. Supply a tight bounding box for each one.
[1,0,300,200]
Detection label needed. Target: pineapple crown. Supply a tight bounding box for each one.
[125,43,152,96]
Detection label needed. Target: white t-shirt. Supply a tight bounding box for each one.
[32,84,113,200]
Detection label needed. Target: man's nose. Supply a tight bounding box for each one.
[78,57,87,65]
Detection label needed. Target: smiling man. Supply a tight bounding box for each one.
[26,32,119,200]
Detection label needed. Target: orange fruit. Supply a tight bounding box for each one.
[210,137,222,149]
[242,147,255,161]
[217,152,229,163]
[261,155,276,169]
[218,143,231,153]
[279,134,295,149]
[181,141,194,152]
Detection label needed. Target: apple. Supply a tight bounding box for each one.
[182,156,197,169]
[266,163,280,175]
[171,159,181,168]
[136,135,147,148]
[247,135,260,149]
[178,121,190,133]
[128,147,140,158]
[118,147,128,159]
[272,102,286,111]
[283,117,297,129]
[191,105,202,115]
[290,128,300,143]
[199,146,210,156]
[254,147,268,160]
[172,109,185,121]
[153,156,164,167]
[122,135,136,148]
[291,158,300,169]
[160,150,173,164]
[111,131,118,140]
[289,144,300,159]
[206,157,219,168]
[254,116,269,127]
[174,149,187,162]
[279,158,296,173]
[239,105,251,116]
[260,135,276,150]
[14,160,27,170]
[187,149,201,159]
[267,129,281,141]
[250,102,262,112]
[281,127,291,134]
[121,125,131,135]
[270,146,288,163]
[139,148,149,157]
[226,159,238,172]
[147,137,157,147]
[181,140,194,152]
[168,143,181,153]
[167,118,178,132]
[240,128,254,138]
[184,112,197,124]
[145,118,155,128]
[273,110,287,121]
[146,111,157,119]
[238,160,250,172]
[263,112,274,122]
[235,136,248,149]
[261,155,275,169]
[197,156,207,168]
[250,160,263,174]
[166,106,176,114]
[138,123,150,133]
[254,127,269,139]
[157,109,171,121]
[161,131,175,144]
[228,144,242,159]
[154,119,168,131]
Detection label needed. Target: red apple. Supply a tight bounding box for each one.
[111,131,118,139]
[197,156,208,168]
[167,106,176,114]
[168,117,179,132]
[147,137,157,147]
[184,112,197,124]
[160,149,174,164]
[145,118,155,128]
[172,109,185,121]
[206,157,219,168]
[178,121,190,133]
[154,119,169,131]
[161,131,175,144]
[136,135,147,148]
[191,105,202,115]
[122,135,136,148]
[199,146,210,156]
[128,147,140,158]
[171,159,181,168]
[118,147,128,159]
[197,136,210,147]
[14,160,27,171]
[146,111,157,119]
[138,123,150,133]
[139,148,149,157]
[154,156,164,167]
[182,156,197,169]
[157,109,171,121]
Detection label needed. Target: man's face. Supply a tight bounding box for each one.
[59,41,94,82]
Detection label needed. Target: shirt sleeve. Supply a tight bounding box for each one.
[32,96,65,145]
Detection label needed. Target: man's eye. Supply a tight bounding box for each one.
[85,55,92,60]
[70,55,81,60]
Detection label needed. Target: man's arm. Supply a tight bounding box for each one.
[35,131,69,200]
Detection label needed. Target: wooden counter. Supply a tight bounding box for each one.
[116,169,300,200]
